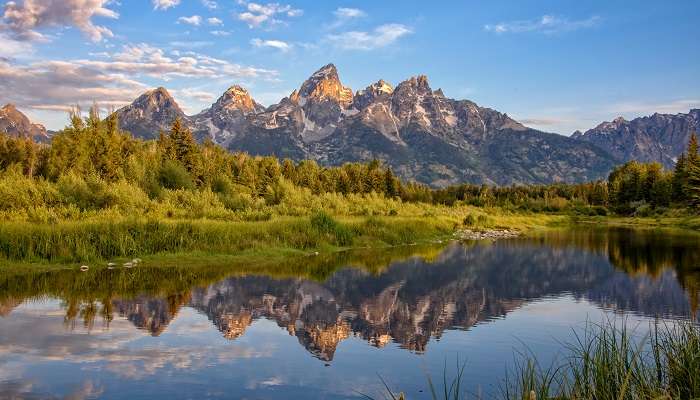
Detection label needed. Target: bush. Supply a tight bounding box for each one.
[0,169,59,211]
[463,214,476,226]
[57,173,120,210]
[310,211,354,246]
[634,202,654,218]
[158,160,193,190]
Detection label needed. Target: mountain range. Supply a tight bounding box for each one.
[572,110,700,169]
[2,64,698,186]
[0,104,49,142]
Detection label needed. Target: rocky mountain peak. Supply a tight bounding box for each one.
[405,75,431,89]
[144,87,172,101]
[353,80,395,110]
[115,87,188,139]
[394,75,433,99]
[291,64,353,107]
[591,116,629,132]
[0,103,49,140]
[1,103,17,112]
[213,85,262,114]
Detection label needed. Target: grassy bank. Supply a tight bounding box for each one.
[1,207,697,266]
[571,212,700,231]
[0,193,695,266]
[0,214,447,264]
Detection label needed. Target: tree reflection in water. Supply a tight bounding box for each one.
[0,227,698,360]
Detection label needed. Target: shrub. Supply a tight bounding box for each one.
[310,211,354,246]
[463,214,476,226]
[634,202,654,218]
[158,160,193,190]
[57,173,121,210]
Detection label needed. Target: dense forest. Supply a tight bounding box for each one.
[0,107,698,221]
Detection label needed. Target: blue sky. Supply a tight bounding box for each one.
[1,0,698,134]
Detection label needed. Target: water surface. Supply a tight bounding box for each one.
[1,228,698,399]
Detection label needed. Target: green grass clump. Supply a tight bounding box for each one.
[502,320,700,400]
[310,210,355,246]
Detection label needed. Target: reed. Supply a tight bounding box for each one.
[0,215,454,263]
[502,320,700,400]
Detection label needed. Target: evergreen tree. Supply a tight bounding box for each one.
[686,160,700,209]
[384,168,400,198]
[166,118,202,182]
[672,153,688,203]
[688,132,699,164]
[686,133,700,209]
[22,138,37,177]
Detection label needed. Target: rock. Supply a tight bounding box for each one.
[453,229,520,241]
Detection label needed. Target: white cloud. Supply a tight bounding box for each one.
[1,0,119,42]
[201,0,218,10]
[177,88,215,104]
[169,40,214,48]
[0,42,278,114]
[0,59,146,112]
[178,15,203,26]
[334,7,365,19]
[0,33,34,59]
[519,117,571,127]
[326,24,412,50]
[251,38,291,52]
[608,99,700,115]
[326,7,365,29]
[210,30,231,36]
[152,0,180,10]
[484,15,600,34]
[237,1,303,28]
[207,17,223,26]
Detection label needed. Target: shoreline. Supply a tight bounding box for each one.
[0,211,696,269]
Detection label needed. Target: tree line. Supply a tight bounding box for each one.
[0,108,697,216]
[428,134,699,215]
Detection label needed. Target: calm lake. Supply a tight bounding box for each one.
[0,228,698,399]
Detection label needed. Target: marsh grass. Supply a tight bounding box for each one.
[364,321,700,400]
[358,358,468,400]
[0,215,457,263]
[502,320,700,400]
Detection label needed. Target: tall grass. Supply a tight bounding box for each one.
[0,215,455,263]
[363,321,699,400]
[360,358,468,400]
[502,320,700,400]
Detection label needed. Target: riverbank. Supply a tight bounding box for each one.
[0,208,696,267]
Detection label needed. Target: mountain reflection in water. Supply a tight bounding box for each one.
[1,228,698,365]
[0,228,699,400]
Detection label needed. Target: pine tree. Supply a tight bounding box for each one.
[167,118,202,182]
[686,160,700,209]
[686,133,700,209]
[23,138,37,177]
[672,153,688,203]
[384,168,400,198]
[688,132,699,164]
